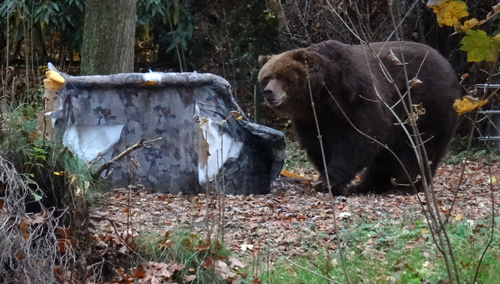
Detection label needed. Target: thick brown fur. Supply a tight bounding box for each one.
[258,40,462,195]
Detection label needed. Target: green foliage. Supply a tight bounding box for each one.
[0,103,106,199]
[0,0,85,51]
[430,1,500,62]
[189,0,280,108]
[225,1,280,79]
[135,228,231,283]
[445,148,492,164]
[261,217,500,284]
[460,29,500,62]
[0,0,196,69]
[136,0,194,71]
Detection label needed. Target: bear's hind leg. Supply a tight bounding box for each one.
[346,156,395,194]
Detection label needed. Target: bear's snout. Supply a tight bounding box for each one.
[260,79,287,107]
[262,88,280,106]
[262,87,274,99]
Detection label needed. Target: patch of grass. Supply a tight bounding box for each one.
[283,138,316,176]
[445,148,495,164]
[260,217,500,284]
[135,228,232,283]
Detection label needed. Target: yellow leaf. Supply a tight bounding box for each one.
[230,110,243,120]
[460,18,479,31]
[45,70,65,86]
[494,33,500,43]
[430,0,469,27]
[456,214,463,221]
[53,171,65,176]
[143,80,156,86]
[280,169,304,179]
[420,228,429,235]
[453,96,488,115]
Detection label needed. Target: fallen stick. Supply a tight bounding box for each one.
[92,137,162,180]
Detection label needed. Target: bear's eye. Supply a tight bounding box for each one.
[275,74,288,83]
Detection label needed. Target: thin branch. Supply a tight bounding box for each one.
[304,64,351,284]
[92,137,162,180]
[107,217,152,268]
[472,125,497,284]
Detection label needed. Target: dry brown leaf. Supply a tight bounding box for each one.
[20,218,29,240]
[228,255,246,269]
[90,159,500,282]
[184,275,197,282]
[387,49,404,65]
[135,267,146,278]
[409,78,422,88]
[216,260,236,279]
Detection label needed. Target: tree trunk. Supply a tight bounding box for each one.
[80,0,136,75]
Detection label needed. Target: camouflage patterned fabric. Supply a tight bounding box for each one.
[53,72,285,194]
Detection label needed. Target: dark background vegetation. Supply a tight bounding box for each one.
[1,0,499,123]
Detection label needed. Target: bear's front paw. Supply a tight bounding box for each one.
[312,179,328,192]
[343,183,368,195]
[312,178,344,195]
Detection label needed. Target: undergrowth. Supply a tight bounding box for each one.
[445,148,498,164]
[0,102,105,282]
[1,103,107,197]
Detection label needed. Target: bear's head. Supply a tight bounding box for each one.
[258,49,334,118]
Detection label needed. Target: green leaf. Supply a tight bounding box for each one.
[44,10,50,25]
[51,3,59,12]
[460,29,500,62]
[33,192,42,202]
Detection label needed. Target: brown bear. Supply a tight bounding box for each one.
[258,40,462,195]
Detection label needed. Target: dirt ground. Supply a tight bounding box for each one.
[91,159,500,261]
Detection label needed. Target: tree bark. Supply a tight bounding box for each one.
[81,0,136,75]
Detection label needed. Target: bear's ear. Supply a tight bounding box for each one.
[292,49,310,64]
[258,55,272,67]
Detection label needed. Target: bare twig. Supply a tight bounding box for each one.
[92,137,162,180]
[0,156,64,283]
[106,218,152,268]
[304,64,351,284]
[472,123,497,284]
